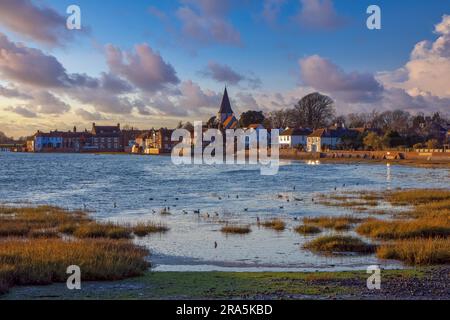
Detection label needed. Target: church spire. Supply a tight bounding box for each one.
[218,86,233,115]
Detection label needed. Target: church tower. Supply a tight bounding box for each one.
[217,87,238,130]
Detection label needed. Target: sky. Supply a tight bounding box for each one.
[0,0,449,138]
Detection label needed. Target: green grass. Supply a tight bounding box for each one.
[0,269,429,300]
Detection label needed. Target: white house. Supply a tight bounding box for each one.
[279,128,312,148]
[307,127,356,152]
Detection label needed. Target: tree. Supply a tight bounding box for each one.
[206,116,218,129]
[382,130,404,149]
[0,131,14,144]
[183,122,194,131]
[293,92,335,129]
[239,110,265,128]
[363,132,383,150]
[266,109,295,129]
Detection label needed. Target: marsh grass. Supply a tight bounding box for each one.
[377,238,450,265]
[356,217,450,240]
[387,189,450,206]
[0,205,153,294]
[303,216,364,231]
[294,225,322,235]
[259,219,286,231]
[304,235,375,254]
[221,225,251,234]
[132,222,169,237]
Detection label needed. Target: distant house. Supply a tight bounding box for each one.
[279,128,312,149]
[143,128,175,154]
[90,123,122,151]
[307,124,357,152]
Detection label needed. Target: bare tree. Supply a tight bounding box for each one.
[293,92,335,129]
[266,109,295,129]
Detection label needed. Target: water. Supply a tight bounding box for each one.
[0,153,448,271]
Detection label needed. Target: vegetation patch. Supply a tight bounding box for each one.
[304,235,375,254]
[303,216,364,231]
[221,225,251,234]
[377,238,450,265]
[132,222,169,237]
[294,225,322,235]
[0,205,153,295]
[356,217,450,240]
[259,219,286,231]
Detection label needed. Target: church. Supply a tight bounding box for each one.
[217,87,239,130]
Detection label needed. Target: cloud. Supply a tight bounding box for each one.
[5,105,37,118]
[32,91,71,114]
[0,0,75,46]
[261,0,286,24]
[236,92,261,110]
[0,84,31,99]
[105,44,180,93]
[200,61,262,89]
[294,0,344,30]
[299,55,384,103]
[176,0,242,46]
[201,61,244,84]
[0,32,72,88]
[378,15,450,98]
[75,109,106,121]
[178,80,221,111]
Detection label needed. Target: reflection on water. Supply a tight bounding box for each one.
[0,153,448,271]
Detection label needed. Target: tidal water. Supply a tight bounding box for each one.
[1,153,448,271]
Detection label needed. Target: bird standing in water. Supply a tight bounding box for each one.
[214,241,218,249]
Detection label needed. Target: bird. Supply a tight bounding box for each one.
[214,241,218,249]
[236,195,239,199]
[244,208,248,212]
[113,202,117,208]
[256,217,260,223]
[293,186,296,190]
[294,217,298,221]
[218,197,222,200]
[175,198,179,201]
[149,198,154,201]
[279,206,284,209]
[194,209,200,214]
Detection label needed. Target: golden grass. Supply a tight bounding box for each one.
[0,239,150,285]
[221,225,251,234]
[387,189,450,206]
[132,222,169,237]
[259,219,286,231]
[356,217,450,240]
[294,225,322,235]
[73,222,132,239]
[304,235,375,254]
[377,238,450,265]
[0,205,154,294]
[303,216,364,231]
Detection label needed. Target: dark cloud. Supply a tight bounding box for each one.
[201,61,262,89]
[33,91,70,114]
[105,44,180,93]
[299,55,384,103]
[0,84,31,99]
[75,109,106,121]
[0,0,76,46]
[6,105,37,118]
[176,0,242,46]
[294,0,345,30]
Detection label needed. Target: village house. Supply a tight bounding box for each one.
[307,124,357,152]
[279,128,312,149]
[90,123,122,152]
[142,128,175,154]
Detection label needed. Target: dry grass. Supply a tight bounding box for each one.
[303,216,364,231]
[294,225,322,235]
[387,189,450,206]
[304,235,375,254]
[221,225,251,234]
[132,222,169,237]
[0,239,150,285]
[377,238,450,265]
[0,205,154,294]
[356,217,450,240]
[73,222,132,239]
[259,219,286,231]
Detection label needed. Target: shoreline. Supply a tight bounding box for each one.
[3,267,449,300]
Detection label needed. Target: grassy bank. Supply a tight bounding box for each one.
[4,268,448,300]
[0,206,164,294]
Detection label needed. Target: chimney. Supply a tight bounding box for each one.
[117,123,121,129]
[73,126,77,133]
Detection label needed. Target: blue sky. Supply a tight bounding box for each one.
[0,0,449,137]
